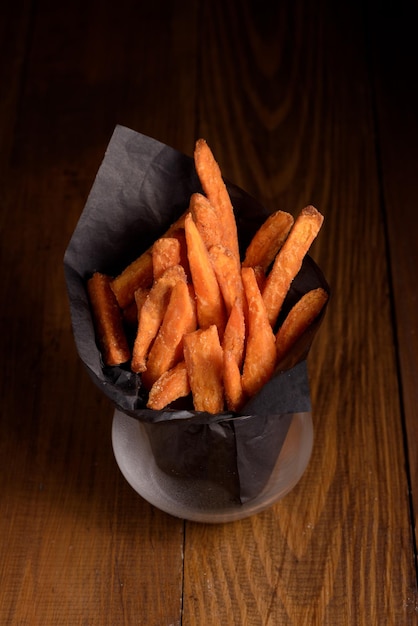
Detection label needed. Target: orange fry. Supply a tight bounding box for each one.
[122,286,149,327]
[241,267,277,398]
[87,272,130,366]
[194,139,240,263]
[111,212,186,309]
[141,282,197,390]
[189,192,223,250]
[242,210,294,271]
[152,237,181,280]
[209,243,243,316]
[262,205,324,328]
[131,264,187,373]
[169,228,191,280]
[276,287,329,363]
[223,350,245,412]
[222,297,245,369]
[147,361,190,410]
[134,287,150,317]
[111,250,154,310]
[253,265,267,292]
[183,325,224,413]
[184,212,226,335]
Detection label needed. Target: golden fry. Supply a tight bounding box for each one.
[252,265,267,292]
[262,206,324,328]
[183,325,224,413]
[222,297,245,369]
[276,287,328,363]
[88,140,327,414]
[194,139,240,263]
[134,287,150,317]
[147,361,190,410]
[111,250,154,310]
[241,267,277,398]
[242,210,294,271]
[170,228,191,280]
[122,286,149,328]
[209,243,243,316]
[223,350,245,412]
[189,192,223,250]
[142,282,197,390]
[131,264,187,373]
[152,237,181,280]
[87,272,130,366]
[111,212,186,309]
[184,212,226,336]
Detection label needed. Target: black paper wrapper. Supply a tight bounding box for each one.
[64,125,329,505]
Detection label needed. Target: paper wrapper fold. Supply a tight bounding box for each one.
[64,125,329,504]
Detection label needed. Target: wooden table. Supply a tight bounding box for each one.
[1,0,418,623]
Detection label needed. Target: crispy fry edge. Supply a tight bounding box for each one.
[87,272,130,366]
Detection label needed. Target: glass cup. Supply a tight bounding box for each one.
[112,409,313,523]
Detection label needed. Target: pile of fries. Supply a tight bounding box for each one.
[87,139,328,414]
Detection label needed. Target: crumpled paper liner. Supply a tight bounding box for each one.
[64,125,329,504]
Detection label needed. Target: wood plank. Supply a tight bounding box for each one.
[1,0,417,624]
[0,1,33,171]
[367,0,418,546]
[182,1,418,623]
[0,1,199,624]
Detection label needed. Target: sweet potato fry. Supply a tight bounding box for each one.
[131,264,187,373]
[111,250,154,310]
[242,210,294,271]
[189,192,223,250]
[86,138,328,415]
[111,212,187,309]
[183,325,224,413]
[194,139,240,263]
[141,282,197,389]
[241,267,277,398]
[122,286,149,327]
[276,287,328,363]
[134,287,150,317]
[147,361,190,410]
[209,243,243,316]
[184,212,226,335]
[87,272,130,366]
[223,350,245,412]
[152,237,181,280]
[169,228,191,280]
[262,205,324,328]
[222,297,245,369]
[252,265,267,292]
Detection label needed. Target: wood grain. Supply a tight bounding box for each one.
[0,0,417,624]
[183,0,418,623]
[367,0,418,544]
[0,1,198,624]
